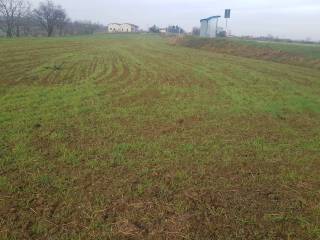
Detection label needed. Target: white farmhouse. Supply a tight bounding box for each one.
[107,23,139,33]
[108,23,121,33]
[159,28,167,33]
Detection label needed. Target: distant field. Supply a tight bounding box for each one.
[1,34,320,239]
[234,39,320,60]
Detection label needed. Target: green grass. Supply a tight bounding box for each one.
[1,34,320,239]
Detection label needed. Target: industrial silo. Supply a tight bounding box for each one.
[200,16,221,38]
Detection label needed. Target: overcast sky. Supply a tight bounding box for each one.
[29,0,320,40]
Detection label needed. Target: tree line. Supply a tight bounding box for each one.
[149,25,185,34]
[149,25,201,36]
[0,0,105,37]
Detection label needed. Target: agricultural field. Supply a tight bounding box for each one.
[0,34,320,239]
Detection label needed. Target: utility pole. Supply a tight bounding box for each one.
[224,9,231,37]
[225,18,228,35]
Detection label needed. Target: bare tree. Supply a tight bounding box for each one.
[14,0,30,36]
[34,0,67,37]
[18,10,34,36]
[149,25,160,33]
[1,0,104,37]
[0,0,28,37]
[64,21,105,35]
[192,27,200,36]
[56,8,68,36]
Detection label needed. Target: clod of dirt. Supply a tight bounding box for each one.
[177,119,184,125]
[33,123,42,129]
[43,63,64,71]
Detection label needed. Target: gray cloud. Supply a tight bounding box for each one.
[29,0,320,40]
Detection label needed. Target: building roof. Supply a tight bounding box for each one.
[108,23,139,28]
[123,23,139,28]
[200,16,221,22]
